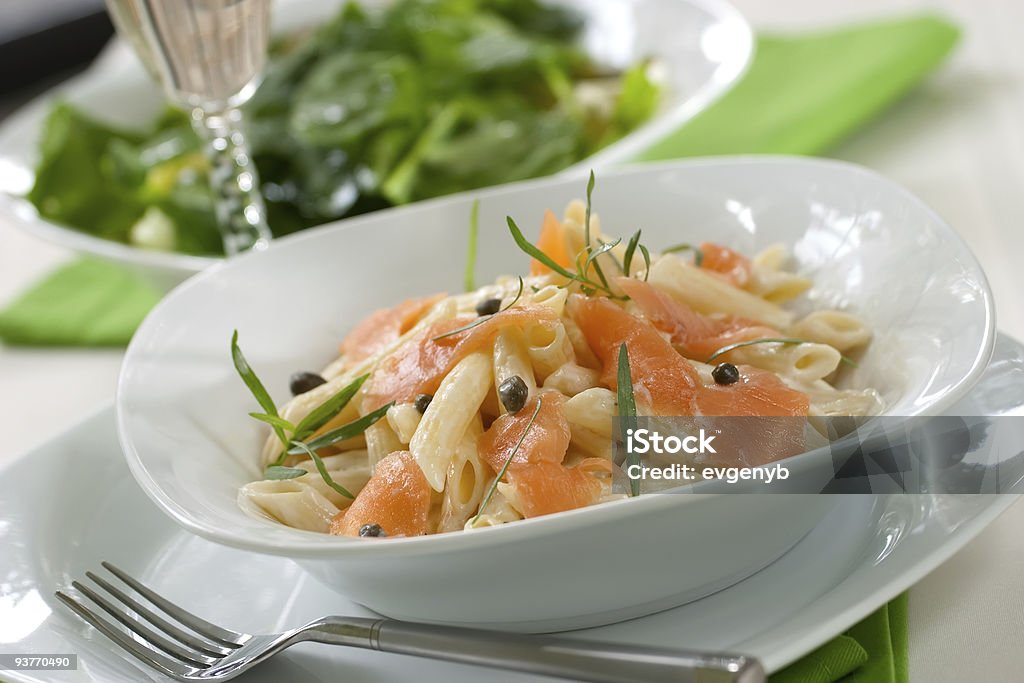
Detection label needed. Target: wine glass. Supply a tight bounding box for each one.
[104,0,274,255]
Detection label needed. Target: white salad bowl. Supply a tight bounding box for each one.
[0,0,752,291]
[117,158,995,631]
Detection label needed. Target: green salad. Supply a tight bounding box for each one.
[28,0,660,256]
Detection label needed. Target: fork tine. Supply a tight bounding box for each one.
[72,581,216,668]
[55,591,193,681]
[102,562,243,646]
[86,571,233,658]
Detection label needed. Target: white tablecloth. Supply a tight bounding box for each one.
[2,0,1023,679]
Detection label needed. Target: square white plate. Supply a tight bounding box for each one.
[2,333,1021,682]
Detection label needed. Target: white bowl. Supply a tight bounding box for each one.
[0,0,752,291]
[117,158,995,631]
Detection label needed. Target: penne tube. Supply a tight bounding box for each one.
[387,403,423,444]
[410,352,492,491]
[524,321,574,380]
[790,310,872,352]
[365,419,404,471]
[728,342,842,384]
[493,328,537,412]
[543,362,601,396]
[564,388,616,437]
[238,480,340,533]
[648,256,793,328]
[438,434,490,533]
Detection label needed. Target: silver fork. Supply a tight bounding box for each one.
[56,562,766,682]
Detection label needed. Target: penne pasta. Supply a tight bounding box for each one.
[563,387,616,437]
[648,256,794,329]
[292,451,373,506]
[239,480,340,533]
[790,310,872,352]
[464,489,523,529]
[543,362,601,396]
[727,342,842,384]
[410,352,493,491]
[438,434,490,533]
[387,403,422,444]
[524,321,574,380]
[492,328,537,412]
[236,193,883,537]
[365,420,404,471]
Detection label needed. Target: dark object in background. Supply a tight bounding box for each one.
[0,0,113,96]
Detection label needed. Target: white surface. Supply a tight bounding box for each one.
[2,0,1024,680]
[0,0,752,290]
[1,325,1021,680]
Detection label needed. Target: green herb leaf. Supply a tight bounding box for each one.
[264,465,308,480]
[431,276,525,342]
[507,275,525,309]
[289,440,355,499]
[506,215,580,282]
[291,373,369,442]
[231,331,286,444]
[249,413,297,433]
[583,237,621,278]
[292,402,394,453]
[431,316,489,342]
[705,337,859,368]
[598,238,625,274]
[638,244,651,281]
[623,229,642,275]
[616,343,640,497]
[464,199,479,292]
[472,396,544,524]
[663,243,704,267]
[582,170,610,290]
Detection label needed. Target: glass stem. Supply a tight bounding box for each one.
[191,106,272,256]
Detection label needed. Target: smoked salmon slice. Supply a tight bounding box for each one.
[694,365,809,466]
[477,390,570,472]
[340,294,446,364]
[363,305,558,411]
[696,364,809,417]
[615,277,777,361]
[503,459,609,518]
[569,294,701,415]
[530,209,573,277]
[570,292,809,418]
[699,242,753,287]
[330,451,432,537]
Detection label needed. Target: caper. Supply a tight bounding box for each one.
[475,298,502,316]
[414,393,433,414]
[358,523,387,537]
[712,362,740,385]
[498,375,529,413]
[290,371,327,396]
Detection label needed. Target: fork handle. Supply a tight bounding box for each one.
[304,617,765,682]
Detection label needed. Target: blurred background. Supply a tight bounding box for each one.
[0,0,111,115]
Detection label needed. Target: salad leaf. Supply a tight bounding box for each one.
[28,0,661,256]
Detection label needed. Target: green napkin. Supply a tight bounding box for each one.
[638,15,959,159]
[0,258,160,346]
[771,594,909,683]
